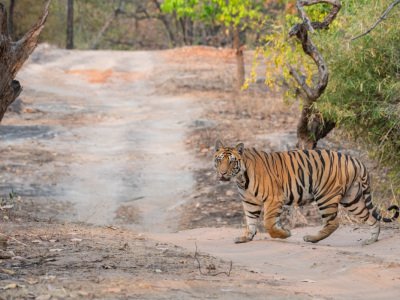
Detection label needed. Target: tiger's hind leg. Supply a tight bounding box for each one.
[303,194,341,243]
[341,182,380,245]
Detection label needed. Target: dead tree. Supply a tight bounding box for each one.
[288,0,341,149]
[0,0,50,122]
[66,0,74,49]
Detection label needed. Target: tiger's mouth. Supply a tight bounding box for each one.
[218,175,231,182]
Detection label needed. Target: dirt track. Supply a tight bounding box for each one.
[1,45,399,299]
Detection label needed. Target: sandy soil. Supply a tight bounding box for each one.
[1,45,399,299]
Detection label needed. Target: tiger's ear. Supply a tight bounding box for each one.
[235,143,244,155]
[215,140,224,151]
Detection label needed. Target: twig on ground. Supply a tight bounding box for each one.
[0,232,29,247]
[194,242,232,277]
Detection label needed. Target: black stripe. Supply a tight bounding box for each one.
[246,214,259,219]
[317,193,339,207]
[298,165,305,186]
[319,202,338,211]
[297,151,305,166]
[297,182,303,204]
[321,212,337,220]
[304,152,313,194]
[382,205,400,222]
[341,190,363,208]
[316,150,325,169]
[242,199,260,207]
[243,170,249,190]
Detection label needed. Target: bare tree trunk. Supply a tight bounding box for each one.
[288,0,341,149]
[179,18,187,45]
[150,0,176,47]
[233,26,245,91]
[66,0,74,49]
[8,0,15,37]
[90,0,124,50]
[0,1,50,122]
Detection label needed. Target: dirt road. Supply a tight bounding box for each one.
[2,46,201,232]
[1,46,399,299]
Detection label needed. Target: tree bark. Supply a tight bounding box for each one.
[8,0,15,37]
[0,0,50,122]
[150,0,176,47]
[288,0,341,149]
[233,26,245,91]
[66,0,74,49]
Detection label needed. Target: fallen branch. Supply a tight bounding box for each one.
[194,243,232,277]
[0,232,28,248]
[351,0,400,41]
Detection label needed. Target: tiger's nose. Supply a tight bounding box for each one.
[220,170,227,175]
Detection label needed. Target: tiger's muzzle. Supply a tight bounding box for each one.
[218,174,231,182]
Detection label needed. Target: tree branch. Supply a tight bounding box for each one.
[0,0,50,122]
[90,0,125,49]
[351,0,400,41]
[288,0,340,104]
[194,243,232,277]
[288,0,341,149]
[298,0,341,30]
[13,0,51,76]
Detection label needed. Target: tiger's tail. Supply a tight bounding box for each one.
[373,205,400,223]
[359,161,399,223]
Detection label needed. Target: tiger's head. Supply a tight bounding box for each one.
[214,140,244,182]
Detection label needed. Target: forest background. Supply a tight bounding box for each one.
[5,0,400,196]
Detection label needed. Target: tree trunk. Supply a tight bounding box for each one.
[0,1,50,123]
[8,0,15,37]
[288,0,341,149]
[150,0,176,47]
[66,0,74,49]
[233,26,245,91]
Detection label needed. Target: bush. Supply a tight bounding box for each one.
[259,0,399,196]
[315,0,400,193]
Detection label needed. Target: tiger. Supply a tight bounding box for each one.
[213,140,399,245]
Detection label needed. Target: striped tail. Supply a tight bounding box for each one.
[359,162,399,223]
[372,205,400,223]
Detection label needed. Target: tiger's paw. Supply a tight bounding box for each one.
[303,235,320,243]
[234,236,252,244]
[269,227,291,239]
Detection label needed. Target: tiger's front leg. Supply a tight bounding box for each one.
[234,200,261,244]
[264,197,291,239]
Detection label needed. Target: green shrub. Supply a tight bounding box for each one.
[315,0,400,193]
[259,0,399,196]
